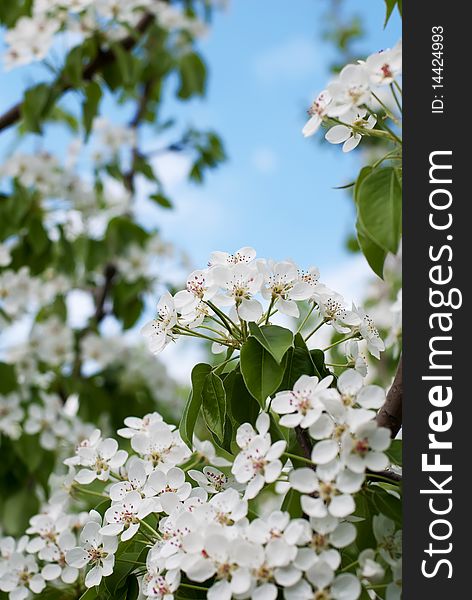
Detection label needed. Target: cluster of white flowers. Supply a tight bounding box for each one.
[0,480,92,597]
[0,370,400,599]
[0,267,69,320]
[0,152,95,211]
[302,41,402,152]
[0,389,97,452]
[16,398,400,599]
[115,237,172,284]
[141,247,384,360]
[3,0,207,70]
[0,150,131,224]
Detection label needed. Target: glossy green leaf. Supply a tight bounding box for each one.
[240,337,286,406]
[82,81,102,140]
[21,83,53,133]
[309,349,332,380]
[386,439,402,466]
[371,487,402,526]
[0,362,16,394]
[356,220,387,279]
[357,167,402,254]
[177,52,206,99]
[202,371,227,443]
[150,193,173,209]
[248,322,293,364]
[179,363,212,448]
[223,369,260,428]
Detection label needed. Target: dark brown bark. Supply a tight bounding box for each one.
[93,263,117,323]
[376,356,403,438]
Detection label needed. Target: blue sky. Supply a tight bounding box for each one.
[148,0,401,285]
[0,1,401,295]
[0,1,401,380]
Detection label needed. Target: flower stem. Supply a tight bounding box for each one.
[371,149,402,170]
[283,451,314,465]
[140,519,160,540]
[265,298,275,325]
[72,485,108,500]
[297,302,317,334]
[322,334,358,352]
[116,557,146,566]
[304,318,327,342]
[389,83,402,114]
[365,472,401,485]
[180,583,209,592]
[175,326,233,348]
[370,92,400,125]
[206,301,240,334]
[341,559,359,572]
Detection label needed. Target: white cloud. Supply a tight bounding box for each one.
[323,254,372,305]
[251,147,278,174]
[253,36,318,83]
[150,152,192,189]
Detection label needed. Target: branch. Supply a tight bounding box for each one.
[0,13,155,133]
[376,356,403,438]
[295,426,315,471]
[94,263,117,323]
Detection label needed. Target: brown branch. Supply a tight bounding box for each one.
[376,356,403,438]
[295,426,313,459]
[367,469,402,483]
[0,13,155,133]
[93,263,117,323]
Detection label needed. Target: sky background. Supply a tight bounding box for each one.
[148,0,401,294]
[0,1,401,379]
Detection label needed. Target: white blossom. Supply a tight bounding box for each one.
[66,511,118,588]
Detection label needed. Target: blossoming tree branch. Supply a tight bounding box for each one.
[0,2,403,600]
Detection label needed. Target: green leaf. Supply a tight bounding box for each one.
[28,217,49,254]
[149,193,173,209]
[82,81,102,140]
[79,590,99,600]
[309,349,333,380]
[64,45,84,87]
[278,341,315,392]
[2,487,40,536]
[112,43,138,86]
[223,369,260,428]
[354,492,377,550]
[386,439,402,466]
[134,155,157,181]
[248,323,293,364]
[356,167,402,254]
[383,0,398,26]
[281,488,303,518]
[240,337,285,406]
[371,487,402,526]
[202,372,227,443]
[356,220,387,279]
[0,362,17,394]
[177,52,206,99]
[179,363,212,447]
[21,83,53,133]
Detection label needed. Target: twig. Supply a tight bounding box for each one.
[94,263,117,323]
[376,356,403,438]
[295,426,314,464]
